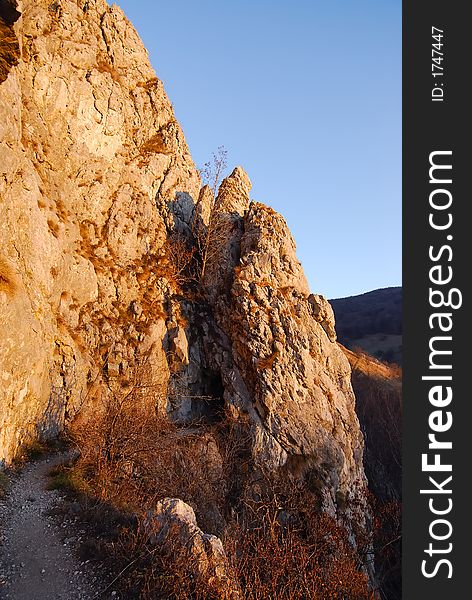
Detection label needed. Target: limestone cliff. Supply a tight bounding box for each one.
[1,0,198,462]
[1,0,366,527]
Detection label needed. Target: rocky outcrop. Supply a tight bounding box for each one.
[145,498,240,599]
[202,166,251,299]
[1,0,366,532]
[204,197,366,518]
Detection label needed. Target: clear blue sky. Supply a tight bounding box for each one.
[111,0,401,299]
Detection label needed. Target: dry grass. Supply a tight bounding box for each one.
[96,59,120,82]
[12,438,60,468]
[155,233,197,290]
[139,132,170,155]
[58,365,374,599]
[228,527,370,600]
[342,345,402,502]
[110,520,233,600]
[342,345,402,600]
[136,77,160,91]
[343,346,402,381]
[0,256,18,297]
[77,416,224,530]
[256,279,273,288]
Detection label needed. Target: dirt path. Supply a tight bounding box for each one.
[0,453,101,600]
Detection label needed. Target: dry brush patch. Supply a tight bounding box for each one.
[55,368,374,599]
[110,519,233,600]
[194,146,229,283]
[224,477,374,600]
[95,59,121,82]
[155,233,198,291]
[343,346,402,502]
[342,346,402,600]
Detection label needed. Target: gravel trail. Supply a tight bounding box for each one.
[0,453,100,600]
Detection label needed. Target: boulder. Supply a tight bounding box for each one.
[145,498,240,599]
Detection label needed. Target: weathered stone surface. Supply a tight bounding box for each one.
[0,0,20,85]
[169,326,189,366]
[309,293,337,342]
[1,0,199,462]
[217,166,251,216]
[202,167,251,298]
[208,197,366,520]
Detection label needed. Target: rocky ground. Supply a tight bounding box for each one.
[0,453,112,600]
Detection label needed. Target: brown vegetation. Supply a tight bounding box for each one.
[47,218,60,238]
[139,131,170,155]
[342,346,402,600]
[256,349,280,370]
[343,346,401,502]
[137,76,160,91]
[155,233,197,290]
[224,479,373,600]
[95,59,120,82]
[195,146,228,282]
[54,362,374,600]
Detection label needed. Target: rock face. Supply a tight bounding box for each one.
[205,199,366,517]
[0,0,198,461]
[0,0,366,530]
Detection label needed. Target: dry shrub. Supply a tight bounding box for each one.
[110,519,229,600]
[256,349,279,370]
[47,218,60,238]
[224,476,373,600]
[256,279,273,288]
[195,147,228,283]
[63,374,235,598]
[136,76,160,90]
[139,131,170,155]
[345,347,402,502]
[156,233,197,290]
[70,379,225,532]
[96,59,120,82]
[69,404,373,599]
[64,363,373,599]
[0,256,18,297]
[370,495,401,600]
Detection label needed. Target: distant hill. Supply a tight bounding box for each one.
[330,287,402,365]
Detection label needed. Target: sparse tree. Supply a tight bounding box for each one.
[201,145,228,200]
[195,146,228,282]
